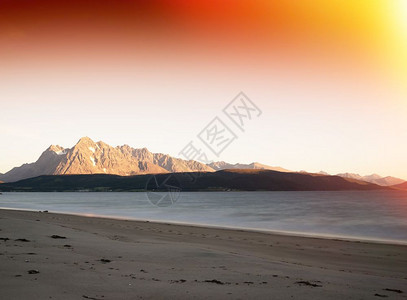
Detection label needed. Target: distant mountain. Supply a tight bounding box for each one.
[336,173,405,186]
[391,182,407,190]
[0,137,214,183]
[207,161,291,173]
[371,176,406,186]
[317,171,330,175]
[0,169,388,192]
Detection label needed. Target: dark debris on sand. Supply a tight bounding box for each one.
[383,288,403,294]
[295,281,322,287]
[374,293,388,298]
[170,279,186,283]
[204,279,227,285]
[82,295,104,300]
[51,235,67,239]
[15,238,30,242]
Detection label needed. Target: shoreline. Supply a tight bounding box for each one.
[1,207,407,246]
[1,208,407,299]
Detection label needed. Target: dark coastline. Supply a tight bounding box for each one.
[0,169,390,192]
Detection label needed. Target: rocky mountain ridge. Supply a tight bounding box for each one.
[0,137,214,182]
[0,137,405,186]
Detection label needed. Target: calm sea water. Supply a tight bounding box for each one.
[1,191,407,243]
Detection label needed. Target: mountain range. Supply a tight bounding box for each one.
[207,161,291,173]
[0,137,405,187]
[0,137,213,183]
[335,173,405,187]
[0,137,294,183]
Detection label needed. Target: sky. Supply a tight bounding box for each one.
[0,0,407,179]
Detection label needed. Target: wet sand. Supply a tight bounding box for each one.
[0,209,406,299]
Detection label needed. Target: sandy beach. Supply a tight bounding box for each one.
[0,209,406,299]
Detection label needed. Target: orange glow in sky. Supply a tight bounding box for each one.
[0,0,406,178]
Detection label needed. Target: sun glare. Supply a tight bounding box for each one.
[397,0,407,33]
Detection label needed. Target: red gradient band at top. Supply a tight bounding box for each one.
[0,0,398,77]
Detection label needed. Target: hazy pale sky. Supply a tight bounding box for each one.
[1,0,406,179]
